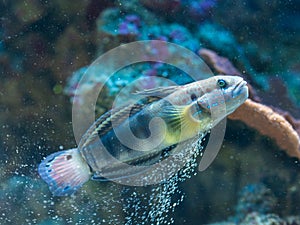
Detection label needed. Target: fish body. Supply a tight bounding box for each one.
[38,75,248,196]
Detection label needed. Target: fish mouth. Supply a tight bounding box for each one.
[232,80,248,98]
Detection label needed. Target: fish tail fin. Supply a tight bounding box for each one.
[38,148,91,196]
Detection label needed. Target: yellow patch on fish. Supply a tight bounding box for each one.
[162,103,212,146]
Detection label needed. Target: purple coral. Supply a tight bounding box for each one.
[124,15,141,26]
[189,0,217,20]
[169,29,187,42]
[118,15,141,35]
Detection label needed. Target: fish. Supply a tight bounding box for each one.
[38,75,248,196]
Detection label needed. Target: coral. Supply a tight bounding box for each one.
[187,0,217,20]
[100,11,142,38]
[96,7,200,54]
[64,61,193,119]
[199,48,241,75]
[197,22,240,59]
[234,184,277,222]
[199,48,300,160]
[141,0,218,23]
[68,6,202,111]
[285,216,300,225]
[118,15,141,36]
[229,100,300,159]
[96,8,144,54]
[206,181,300,225]
[140,23,200,51]
[240,213,286,225]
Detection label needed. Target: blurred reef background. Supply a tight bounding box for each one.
[1,0,300,224]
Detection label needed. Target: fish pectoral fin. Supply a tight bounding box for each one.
[159,105,184,130]
[134,85,180,97]
[160,104,198,130]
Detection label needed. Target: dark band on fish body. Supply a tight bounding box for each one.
[81,98,179,173]
[78,96,160,149]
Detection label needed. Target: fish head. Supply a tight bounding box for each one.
[212,75,248,113]
[190,75,248,124]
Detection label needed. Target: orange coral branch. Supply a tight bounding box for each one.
[199,48,300,159]
[228,99,300,159]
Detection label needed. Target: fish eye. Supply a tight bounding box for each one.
[190,93,197,101]
[217,79,227,88]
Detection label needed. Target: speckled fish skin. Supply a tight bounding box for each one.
[38,75,248,196]
[80,75,248,176]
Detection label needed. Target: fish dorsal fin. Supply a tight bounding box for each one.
[78,96,160,149]
[134,85,180,98]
